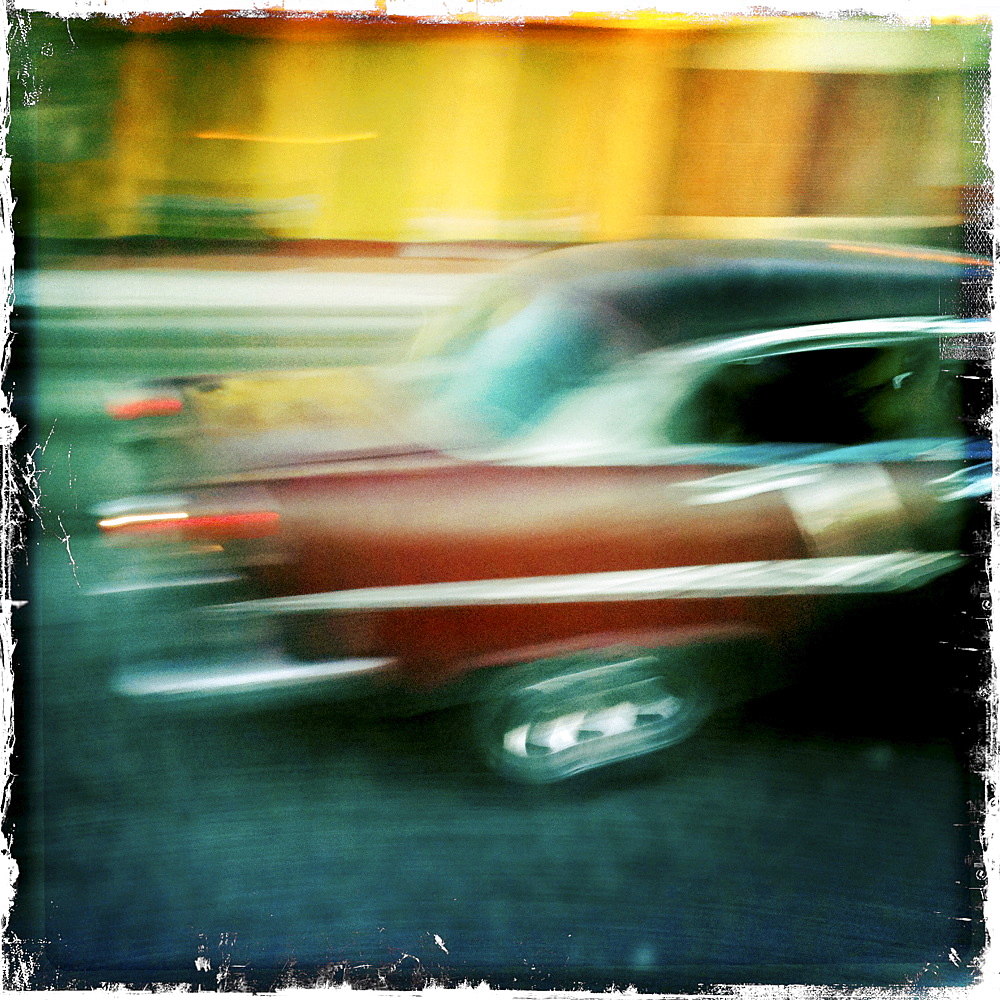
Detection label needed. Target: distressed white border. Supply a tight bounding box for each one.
[3,1,996,17]
[1,0,23,990]
[0,0,994,994]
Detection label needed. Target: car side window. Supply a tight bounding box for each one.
[665,341,957,447]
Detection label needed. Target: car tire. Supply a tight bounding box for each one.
[474,648,716,783]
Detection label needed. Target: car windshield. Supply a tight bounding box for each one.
[421,288,646,439]
[409,276,537,361]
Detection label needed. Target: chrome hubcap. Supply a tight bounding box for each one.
[503,695,684,759]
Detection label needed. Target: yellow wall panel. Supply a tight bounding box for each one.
[587,31,683,239]
[405,34,526,239]
[103,36,174,236]
[491,35,598,231]
[668,69,820,218]
[804,75,938,217]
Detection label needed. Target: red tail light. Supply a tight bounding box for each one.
[107,397,184,420]
[99,510,280,540]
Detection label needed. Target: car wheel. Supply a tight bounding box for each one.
[474,649,715,783]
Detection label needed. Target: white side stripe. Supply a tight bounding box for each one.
[115,656,395,698]
[207,551,961,616]
[88,573,242,596]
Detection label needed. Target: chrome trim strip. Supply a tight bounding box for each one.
[207,551,961,616]
[933,463,994,502]
[682,464,825,504]
[88,573,242,596]
[478,439,977,469]
[114,655,395,698]
[677,316,990,365]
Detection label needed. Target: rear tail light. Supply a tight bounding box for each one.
[107,396,184,420]
[99,509,280,541]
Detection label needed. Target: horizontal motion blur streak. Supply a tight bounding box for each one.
[192,131,378,144]
[208,551,961,616]
[98,512,189,529]
[114,657,396,698]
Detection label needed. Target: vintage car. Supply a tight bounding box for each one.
[96,240,991,782]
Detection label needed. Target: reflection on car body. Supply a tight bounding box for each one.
[96,240,991,782]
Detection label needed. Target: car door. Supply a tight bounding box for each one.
[246,319,978,681]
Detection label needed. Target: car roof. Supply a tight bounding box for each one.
[500,239,985,348]
[413,239,989,362]
[506,237,984,281]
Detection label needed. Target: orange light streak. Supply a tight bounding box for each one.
[193,131,377,144]
[827,244,991,267]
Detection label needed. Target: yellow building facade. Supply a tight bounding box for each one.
[16,13,989,245]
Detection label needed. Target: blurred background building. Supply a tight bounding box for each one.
[8,11,991,252]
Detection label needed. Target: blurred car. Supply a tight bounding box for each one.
[96,239,991,782]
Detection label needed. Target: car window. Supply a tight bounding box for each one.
[664,340,958,447]
[502,320,980,465]
[424,289,648,439]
